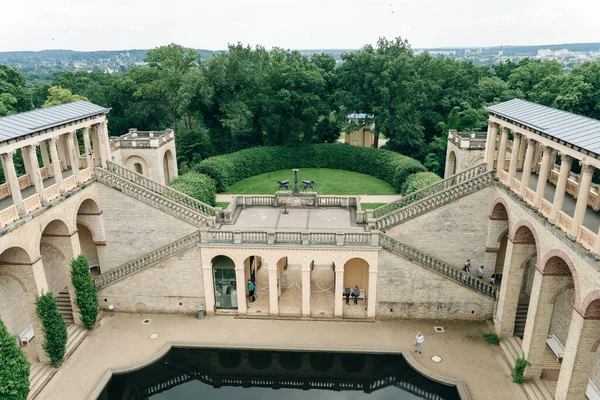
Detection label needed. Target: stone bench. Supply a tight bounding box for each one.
[19,324,34,346]
[546,334,564,362]
[587,379,600,400]
[342,289,365,300]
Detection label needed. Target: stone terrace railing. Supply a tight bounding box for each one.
[380,234,497,298]
[95,230,201,289]
[373,165,493,231]
[95,167,215,228]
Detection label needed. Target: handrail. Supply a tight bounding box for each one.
[373,164,487,219]
[94,230,201,288]
[374,170,495,230]
[106,161,215,217]
[379,234,497,298]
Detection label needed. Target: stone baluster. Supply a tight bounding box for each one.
[1,151,25,216]
[569,163,594,238]
[549,154,573,223]
[533,145,552,209]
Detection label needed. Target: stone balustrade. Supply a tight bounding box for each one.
[79,167,93,183]
[64,175,77,191]
[379,234,497,298]
[556,211,573,233]
[110,129,174,149]
[510,178,521,194]
[23,193,41,214]
[447,130,487,150]
[539,199,552,218]
[524,188,535,206]
[499,170,509,185]
[44,184,60,202]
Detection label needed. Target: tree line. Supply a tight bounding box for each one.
[1,38,600,177]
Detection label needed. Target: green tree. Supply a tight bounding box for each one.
[507,59,563,98]
[0,316,30,400]
[0,64,32,116]
[43,86,89,107]
[71,255,99,330]
[36,293,67,367]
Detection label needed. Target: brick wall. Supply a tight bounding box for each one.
[376,250,494,320]
[549,288,574,345]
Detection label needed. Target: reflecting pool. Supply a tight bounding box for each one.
[98,348,460,400]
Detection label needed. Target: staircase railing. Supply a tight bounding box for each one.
[94,230,201,289]
[374,167,494,230]
[95,167,214,227]
[379,234,497,298]
[106,161,215,217]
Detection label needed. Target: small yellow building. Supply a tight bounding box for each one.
[345,113,375,147]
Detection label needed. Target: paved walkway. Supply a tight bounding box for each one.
[38,314,527,400]
[216,194,402,203]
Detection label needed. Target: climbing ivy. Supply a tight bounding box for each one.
[511,353,531,383]
[36,293,67,367]
[0,316,30,400]
[71,255,99,330]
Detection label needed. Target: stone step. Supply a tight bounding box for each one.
[522,379,551,400]
[534,379,554,399]
[500,337,521,369]
[28,363,56,400]
[65,325,87,358]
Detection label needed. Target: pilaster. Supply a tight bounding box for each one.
[301,264,311,317]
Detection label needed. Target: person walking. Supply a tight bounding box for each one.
[414,332,424,354]
[477,266,484,279]
[462,259,471,282]
[351,286,360,305]
[248,279,255,303]
[344,286,351,305]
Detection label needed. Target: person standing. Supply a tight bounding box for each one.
[248,279,255,303]
[351,286,360,305]
[344,286,351,305]
[414,332,424,354]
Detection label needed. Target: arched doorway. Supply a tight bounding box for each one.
[77,224,99,276]
[134,163,143,175]
[343,258,369,318]
[212,256,237,309]
[76,198,104,276]
[163,150,174,185]
[243,255,268,315]
[309,255,335,317]
[486,201,510,286]
[277,255,302,316]
[124,155,147,176]
[446,150,457,178]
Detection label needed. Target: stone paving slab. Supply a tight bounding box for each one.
[38,313,527,400]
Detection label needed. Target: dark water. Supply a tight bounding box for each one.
[98,348,460,400]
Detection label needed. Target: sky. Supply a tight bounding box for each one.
[0,0,599,52]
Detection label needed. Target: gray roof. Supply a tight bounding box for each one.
[0,101,110,143]
[347,113,373,119]
[486,99,600,155]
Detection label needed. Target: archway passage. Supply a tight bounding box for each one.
[278,256,302,316]
[446,150,457,178]
[343,258,369,318]
[163,150,175,185]
[310,256,335,317]
[77,223,99,276]
[244,255,269,315]
[76,198,103,276]
[212,256,237,309]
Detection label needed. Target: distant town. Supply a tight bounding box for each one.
[1,42,599,85]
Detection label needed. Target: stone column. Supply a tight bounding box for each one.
[533,145,552,209]
[494,238,536,339]
[49,137,65,194]
[570,163,594,238]
[495,127,509,177]
[517,135,528,169]
[554,311,600,400]
[91,125,101,167]
[82,127,92,168]
[549,154,573,223]
[1,151,25,216]
[334,269,344,317]
[94,124,108,169]
[66,131,81,184]
[367,270,377,318]
[547,149,558,181]
[519,138,537,198]
[25,144,47,205]
[202,264,215,316]
[235,265,247,315]
[507,133,521,184]
[39,140,51,172]
[485,122,498,170]
[100,121,112,165]
[302,264,311,317]
[268,265,278,316]
[21,147,34,179]
[57,135,69,169]
[521,270,572,379]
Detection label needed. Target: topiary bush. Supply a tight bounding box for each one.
[36,293,67,367]
[71,255,99,330]
[170,172,217,206]
[483,333,500,345]
[0,316,30,400]
[193,144,430,193]
[511,354,530,383]
[401,172,442,195]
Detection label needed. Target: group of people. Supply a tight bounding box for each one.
[461,259,497,285]
[344,286,361,305]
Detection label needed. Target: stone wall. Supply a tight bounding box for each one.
[0,276,29,335]
[376,250,495,320]
[98,246,204,314]
[40,244,68,294]
[387,186,495,269]
[97,184,197,272]
[549,288,575,345]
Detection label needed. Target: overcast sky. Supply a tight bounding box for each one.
[1,0,598,52]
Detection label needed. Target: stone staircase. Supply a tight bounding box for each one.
[65,324,87,358]
[500,337,553,400]
[94,230,201,289]
[57,290,74,325]
[515,301,530,338]
[379,234,497,298]
[373,164,494,231]
[95,162,215,228]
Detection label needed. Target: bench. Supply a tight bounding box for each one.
[19,324,34,346]
[587,379,600,400]
[342,289,365,300]
[546,334,565,362]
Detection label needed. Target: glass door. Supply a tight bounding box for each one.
[213,267,238,309]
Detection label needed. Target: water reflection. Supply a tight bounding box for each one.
[98,348,460,400]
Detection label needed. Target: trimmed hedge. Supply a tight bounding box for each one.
[36,293,67,367]
[0,316,30,400]
[170,172,217,206]
[194,144,428,193]
[401,172,442,195]
[71,255,99,330]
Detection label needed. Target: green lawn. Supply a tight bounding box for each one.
[360,202,387,211]
[224,168,396,195]
[215,202,230,209]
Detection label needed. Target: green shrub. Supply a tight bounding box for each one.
[36,293,67,367]
[193,144,428,192]
[483,333,500,345]
[71,255,99,330]
[170,172,217,206]
[401,172,442,195]
[0,316,30,400]
[511,354,530,383]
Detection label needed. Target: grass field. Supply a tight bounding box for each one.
[360,202,387,211]
[215,202,230,209]
[224,168,397,195]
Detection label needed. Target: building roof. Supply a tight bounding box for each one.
[486,99,600,155]
[347,113,373,120]
[0,101,110,143]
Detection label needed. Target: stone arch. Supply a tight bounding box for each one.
[162,149,175,185]
[583,299,600,320]
[343,257,369,298]
[123,154,151,172]
[490,200,509,221]
[0,246,33,265]
[133,162,143,174]
[77,223,99,274]
[540,250,580,307]
[36,217,74,252]
[578,291,600,320]
[550,284,575,305]
[0,247,33,337]
[496,228,509,246]
[510,220,542,267]
[447,150,457,176]
[469,156,485,168]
